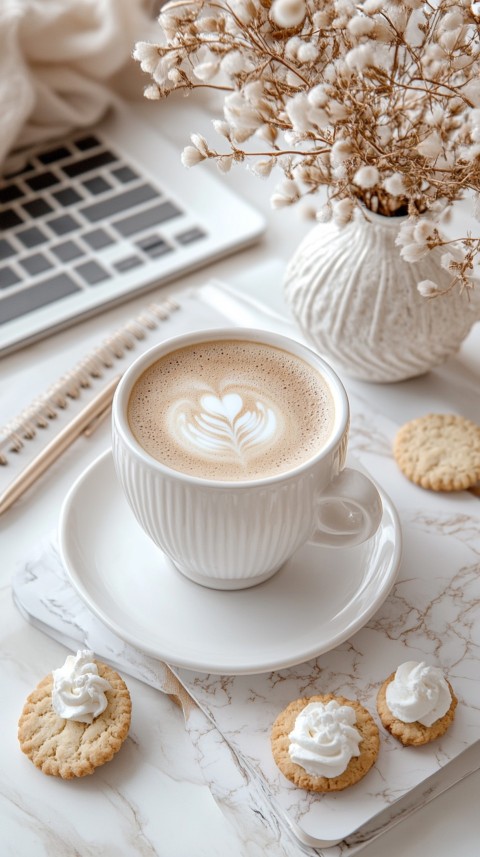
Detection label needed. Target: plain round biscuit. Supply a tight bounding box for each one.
[18,661,131,778]
[271,693,379,792]
[393,413,480,491]
[376,672,457,746]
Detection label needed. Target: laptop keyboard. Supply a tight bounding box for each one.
[0,133,207,325]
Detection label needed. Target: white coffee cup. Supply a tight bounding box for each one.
[112,328,383,590]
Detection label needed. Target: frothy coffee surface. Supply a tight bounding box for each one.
[127,339,335,481]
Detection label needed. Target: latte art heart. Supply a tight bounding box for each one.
[173,392,278,463]
[127,339,335,480]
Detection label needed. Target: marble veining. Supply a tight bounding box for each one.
[10,394,480,855]
[168,401,479,844]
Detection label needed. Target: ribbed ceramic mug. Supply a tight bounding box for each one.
[111,328,383,590]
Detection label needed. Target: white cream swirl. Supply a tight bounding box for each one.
[385,661,452,726]
[288,700,362,778]
[52,650,112,724]
[170,389,279,464]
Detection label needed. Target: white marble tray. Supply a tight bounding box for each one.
[11,394,480,852]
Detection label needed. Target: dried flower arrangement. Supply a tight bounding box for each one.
[134,0,480,296]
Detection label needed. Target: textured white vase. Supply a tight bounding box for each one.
[284,210,480,382]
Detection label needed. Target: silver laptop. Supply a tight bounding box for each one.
[0,99,265,355]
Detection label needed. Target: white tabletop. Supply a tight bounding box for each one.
[1,92,479,857]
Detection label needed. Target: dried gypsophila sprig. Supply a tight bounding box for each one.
[133,0,480,296]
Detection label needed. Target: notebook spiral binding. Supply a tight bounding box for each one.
[0,297,179,465]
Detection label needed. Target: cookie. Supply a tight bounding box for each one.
[271,694,379,792]
[18,658,131,778]
[377,668,457,747]
[393,413,480,491]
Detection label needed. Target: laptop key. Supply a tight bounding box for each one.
[63,150,117,178]
[83,176,112,195]
[53,187,84,207]
[0,184,24,204]
[51,241,84,262]
[82,228,115,250]
[21,253,53,276]
[175,226,207,245]
[0,272,80,323]
[81,184,158,223]
[114,255,143,273]
[25,171,61,192]
[137,235,173,258]
[0,239,16,261]
[22,198,53,218]
[112,166,138,184]
[75,260,110,285]
[114,201,182,238]
[47,214,80,236]
[38,145,72,165]
[0,266,21,289]
[75,135,101,151]
[0,210,23,230]
[16,226,48,248]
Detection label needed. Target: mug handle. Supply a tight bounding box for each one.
[310,467,383,548]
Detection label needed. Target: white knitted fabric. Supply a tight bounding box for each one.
[0,0,152,167]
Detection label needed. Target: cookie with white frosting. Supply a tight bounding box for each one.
[18,650,131,778]
[271,694,379,792]
[376,661,457,746]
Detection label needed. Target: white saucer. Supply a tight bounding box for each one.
[59,450,402,675]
